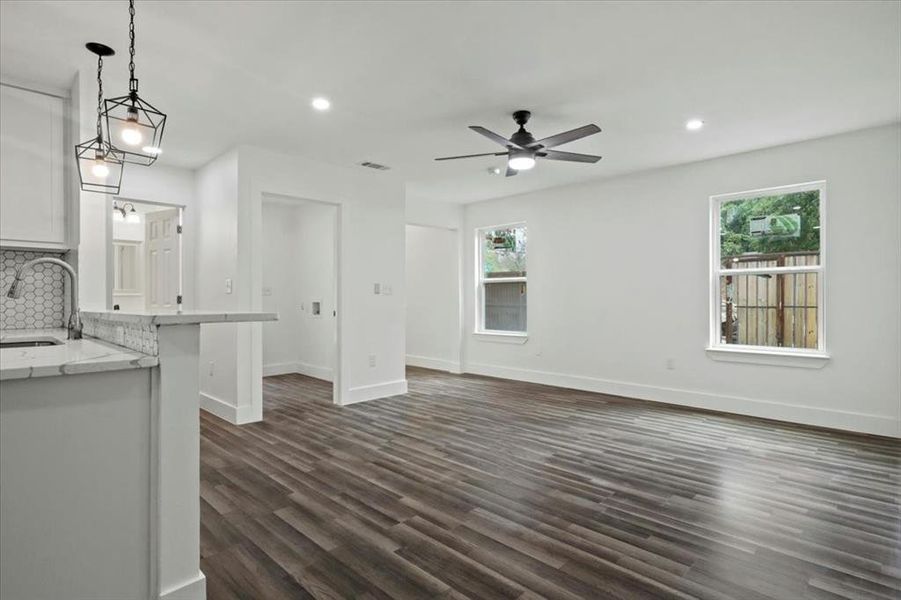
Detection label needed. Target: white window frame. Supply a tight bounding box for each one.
[708,181,829,367]
[475,222,528,339]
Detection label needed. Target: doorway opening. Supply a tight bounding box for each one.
[107,199,184,312]
[260,194,338,404]
[405,223,463,375]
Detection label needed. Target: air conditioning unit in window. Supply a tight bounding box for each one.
[749,214,801,238]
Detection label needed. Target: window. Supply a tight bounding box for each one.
[710,181,825,355]
[477,224,527,334]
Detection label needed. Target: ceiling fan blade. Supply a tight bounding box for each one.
[531,124,601,149]
[434,151,508,161]
[539,149,602,163]
[505,166,518,177]
[469,126,523,149]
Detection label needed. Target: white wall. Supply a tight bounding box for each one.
[197,145,407,422]
[405,224,461,372]
[195,150,241,419]
[462,125,901,437]
[261,198,336,381]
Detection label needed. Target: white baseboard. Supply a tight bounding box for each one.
[262,361,299,377]
[406,354,462,374]
[199,391,257,425]
[159,571,206,600]
[263,361,334,381]
[464,362,900,438]
[343,379,408,406]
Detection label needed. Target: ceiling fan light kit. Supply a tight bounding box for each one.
[436,109,602,177]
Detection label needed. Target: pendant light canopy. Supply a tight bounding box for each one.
[103,0,166,166]
[75,42,125,195]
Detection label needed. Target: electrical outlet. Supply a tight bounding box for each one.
[373,283,381,295]
[225,278,233,294]
[666,358,675,370]
[208,361,215,376]
[368,354,376,367]
[262,286,272,296]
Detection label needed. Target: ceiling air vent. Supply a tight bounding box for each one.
[359,161,391,171]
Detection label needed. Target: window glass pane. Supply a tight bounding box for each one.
[484,281,527,332]
[720,189,820,269]
[482,226,527,278]
[719,272,818,349]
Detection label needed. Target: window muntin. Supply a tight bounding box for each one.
[478,225,527,334]
[712,183,824,353]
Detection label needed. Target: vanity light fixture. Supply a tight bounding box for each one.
[75,43,125,194]
[113,201,140,223]
[103,0,167,166]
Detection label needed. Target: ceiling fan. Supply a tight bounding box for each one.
[435,110,602,177]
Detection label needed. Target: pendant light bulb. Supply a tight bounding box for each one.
[92,158,111,179]
[121,108,143,146]
[121,126,143,146]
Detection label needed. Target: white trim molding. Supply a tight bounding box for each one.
[472,332,529,344]
[343,379,408,406]
[262,361,334,381]
[406,354,462,373]
[706,346,830,368]
[199,392,258,425]
[158,571,206,600]
[464,361,899,438]
[709,180,826,359]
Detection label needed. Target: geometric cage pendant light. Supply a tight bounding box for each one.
[103,0,166,166]
[75,42,126,195]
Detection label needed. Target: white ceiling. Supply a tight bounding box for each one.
[2,1,899,204]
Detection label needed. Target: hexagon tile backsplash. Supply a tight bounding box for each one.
[0,249,67,330]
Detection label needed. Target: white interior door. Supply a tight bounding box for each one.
[145,208,181,310]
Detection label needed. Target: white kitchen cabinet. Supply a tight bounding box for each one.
[0,84,69,249]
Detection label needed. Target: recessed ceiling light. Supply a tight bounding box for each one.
[311,97,331,111]
[685,119,704,131]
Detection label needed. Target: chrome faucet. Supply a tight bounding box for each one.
[6,257,82,340]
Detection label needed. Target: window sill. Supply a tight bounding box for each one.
[706,346,830,369]
[473,331,528,344]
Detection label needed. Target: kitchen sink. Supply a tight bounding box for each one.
[0,338,64,349]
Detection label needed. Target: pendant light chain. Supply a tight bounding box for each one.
[128,0,137,93]
[96,54,105,142]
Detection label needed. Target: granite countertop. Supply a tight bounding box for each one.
[0,329,158,381]
[80,309,279,326]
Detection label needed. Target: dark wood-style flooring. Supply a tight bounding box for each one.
[199,367,901,600]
